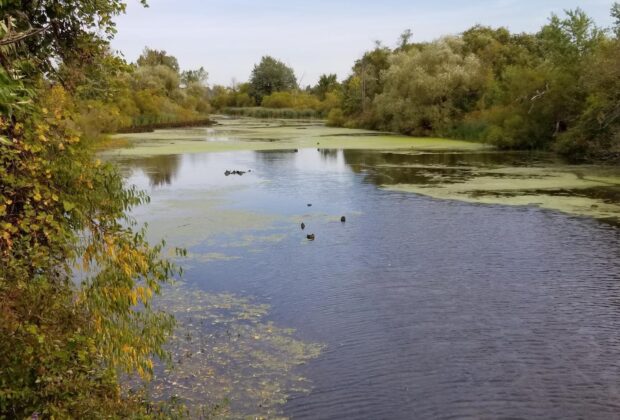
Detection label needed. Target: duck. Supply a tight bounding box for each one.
[340,216,346,223]
[306,233,315,240]
[301,222,306,230]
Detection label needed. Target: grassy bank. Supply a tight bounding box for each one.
[117,118,213,134]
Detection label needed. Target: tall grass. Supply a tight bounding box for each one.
[223,107,321,119]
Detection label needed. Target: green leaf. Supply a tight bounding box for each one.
[63,201,76,212]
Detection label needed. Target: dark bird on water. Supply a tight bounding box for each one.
[341,216,346,222]
[306,234,315,240]
[307,203,312,207]
[301,222,305,230]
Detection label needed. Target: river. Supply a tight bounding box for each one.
[109,118,620,419]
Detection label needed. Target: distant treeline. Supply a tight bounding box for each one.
[210,6,620,162]
[74,48,212,138]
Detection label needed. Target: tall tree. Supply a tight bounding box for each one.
[136,47,180,71]
[313,73,339,100]
[374,37,485,135]
[248,56,297,103]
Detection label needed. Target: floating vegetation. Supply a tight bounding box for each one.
[219,233,288,249]
[137,194,279,251]
[149,284,324,418]
[183,252,241,263]
[382,166,620,222]
[103,117,488,157]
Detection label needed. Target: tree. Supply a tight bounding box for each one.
[556,37,620,160]
[312,73,339,100]
[248,56,297,103]
[1,1,185,416]
[341,43,391,122]
[137,47,180,72]
[612,2,620,37]
[0,0,145,78]
[397,28,413,50]
[374,37,485,135]
[181,66,208,85]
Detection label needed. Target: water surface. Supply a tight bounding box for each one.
[118,120,620,419]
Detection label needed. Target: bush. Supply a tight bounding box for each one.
[326,108,346,127]
[222,107,320,119]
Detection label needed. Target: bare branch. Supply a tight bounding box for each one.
[0,26,48,47]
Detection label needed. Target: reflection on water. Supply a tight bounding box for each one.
[119,154,182,186]
[119,146,620,419]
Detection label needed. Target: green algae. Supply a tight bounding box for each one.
[149,284,324,418]
[221,233,288,249]
[383,165,620,221]
[104,117,489,157]
[137,192,279,251]
[184,252,241,263]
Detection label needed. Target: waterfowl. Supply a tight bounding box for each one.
[306,233,315,240]
[301,222,306,230]
[340,216,346,223]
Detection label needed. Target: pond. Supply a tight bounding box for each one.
[109,118,620,419]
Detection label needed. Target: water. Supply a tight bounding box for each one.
[118,133,620,418]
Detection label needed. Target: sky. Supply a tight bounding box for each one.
[111,0,616,86]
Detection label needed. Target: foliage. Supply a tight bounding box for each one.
[209,83,255,110]
[312,73,339,100]
[333,6,620,162]
[0,1,186,418]
[261,91,320,110]
[556,38,620,161]
[222,107,319,119]
[248,56,297,104]
[326,108,346,127]
[374,37,486,136]
[137,48,180,72]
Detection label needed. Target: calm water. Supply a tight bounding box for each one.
[120,145,620,419]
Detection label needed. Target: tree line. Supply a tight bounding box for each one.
[212,6,620,162]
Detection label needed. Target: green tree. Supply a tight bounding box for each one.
[0,1,185,417]
[374,37,485,135]
[397,28,413,51]
[557,37,620,160]
[612,2,620,37]
[181,67,208,85]
[137,47,180,72]
[312,73,339,100]
[248,56,297,103]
